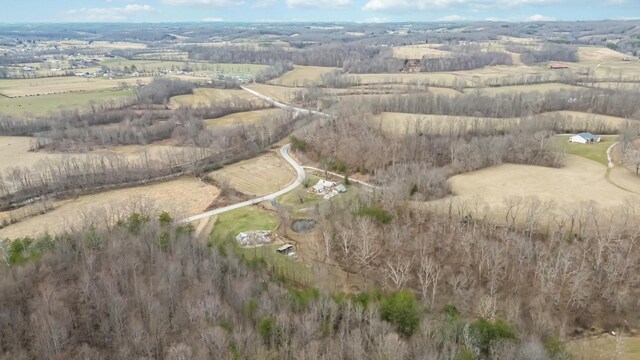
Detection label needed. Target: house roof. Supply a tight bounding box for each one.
[575,132,600,141]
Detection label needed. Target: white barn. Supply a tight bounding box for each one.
[569,132,601,144]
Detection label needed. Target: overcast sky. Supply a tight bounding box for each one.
[1,0,637,23]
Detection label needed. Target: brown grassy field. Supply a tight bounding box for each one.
[0,77,152,97]
[464,82,580,95]
[567,335,640,360]
[373,111,631,135]
[244,84,299,103]
[392,44,452,59]
[203,108,287,128]
[429,155,640,224]
[0,177,219,239]
[268,65,338,86]
[206,151,295,197]
[0,89,134,116]
[169,88,263,108]
[0,136,212,175]
[347,72,469,87]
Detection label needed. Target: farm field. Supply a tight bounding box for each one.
[206,151,295,196]
[0,89,134,116]
[99,58,268,75]
[0,177,219,240]
[169,88,263,108]
[0,76,151,97]
[432,155,640,223]
[372,111,631,136]
[244,83,299,103]
[464,82,580,95]
[372,112,519,135]
[203,108,286,128]
[39,40,148,50]
[347,72,467,87]
[0,136,211,175]
[392,44,452,59]
[268,65,338,86]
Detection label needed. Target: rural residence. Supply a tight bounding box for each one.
[569,132,601,144]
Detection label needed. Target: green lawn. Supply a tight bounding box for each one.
[210,206,312,285]
[556,135,617,165]
[0,89,134,116]
[568,335,640,360]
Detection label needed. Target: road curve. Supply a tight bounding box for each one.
[180,143,305,223]
[241,86,333,118]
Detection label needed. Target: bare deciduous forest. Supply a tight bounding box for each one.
[1,18,640,360]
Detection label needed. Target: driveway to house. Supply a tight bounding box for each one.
[180,143,305,223]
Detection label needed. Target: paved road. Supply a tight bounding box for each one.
[180,143,305,223]
[180,86,338,224]
[241,86,333,118]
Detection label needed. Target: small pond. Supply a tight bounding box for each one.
[291,219,316,233]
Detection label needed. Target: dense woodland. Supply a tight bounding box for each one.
[0,211,570,360]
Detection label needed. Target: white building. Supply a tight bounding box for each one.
[569,132,601,144]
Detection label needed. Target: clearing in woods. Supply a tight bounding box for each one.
[210,206,313,285]
[207,151,295,197]
[169,88,263,108]
[557,135,617,165]
[0,89,134,116]
[203,108,287,128]
[0,177,220,240]
[268,65,339,86]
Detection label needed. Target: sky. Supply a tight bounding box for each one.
[0,0,638,23]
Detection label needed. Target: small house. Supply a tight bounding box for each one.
[310,179,337,194]
[569,132,601,144]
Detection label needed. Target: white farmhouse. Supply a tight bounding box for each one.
[569,132,601,144]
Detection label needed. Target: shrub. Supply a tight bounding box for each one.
[380,290,421,338]
[158,211,173,226]
[469,318,517,357]
[355,205,393,224]
[257,316,278,346]
[290,135,308,151]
